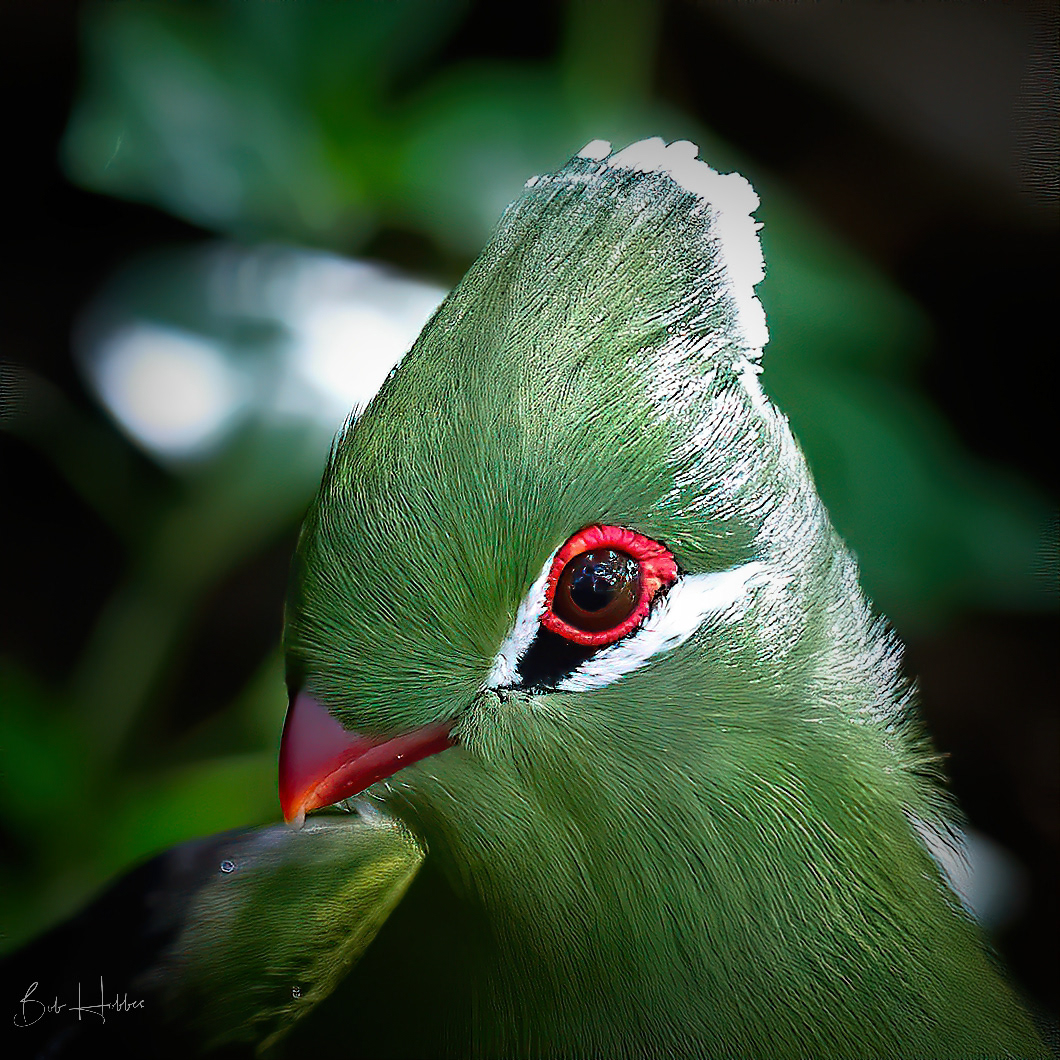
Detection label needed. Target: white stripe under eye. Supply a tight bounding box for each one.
[557,561,767,692]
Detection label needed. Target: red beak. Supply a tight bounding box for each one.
[278,690,456,827]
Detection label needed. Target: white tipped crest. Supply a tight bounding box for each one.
[577,139,612,161]
[594,137,769,353]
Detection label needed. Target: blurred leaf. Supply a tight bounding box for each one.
[103,752,276,874]
[173,648,288,762]
[0,665,89,835]
[766,371,1047,630]
[755,204,1050,628]
[63,0,467,244]
[64,1,684,255]
[394,64,687,256]
[0,659,277,951]
[759,204,930,374]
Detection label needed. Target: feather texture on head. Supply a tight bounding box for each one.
[280,139,1048,1060]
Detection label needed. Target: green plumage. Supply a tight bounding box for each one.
[152,814,422,1053]
[276,140,1048,1058]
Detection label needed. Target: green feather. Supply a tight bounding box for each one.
[280,139,1047,1058]
[150,813,422,1053]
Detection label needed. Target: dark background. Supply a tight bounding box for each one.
[1,0,1056,1018]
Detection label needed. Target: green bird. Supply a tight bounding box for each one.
[272,137,1047,1059]
[8,138,1049,1060]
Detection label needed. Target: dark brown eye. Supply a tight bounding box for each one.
[552,549,640,632]
[540,525,679,647]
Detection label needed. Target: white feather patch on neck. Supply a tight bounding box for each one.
[587,137,769,354]
[486,548,558,688]
[558,560,768,693]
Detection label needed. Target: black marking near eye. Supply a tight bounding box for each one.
[515,628,599,691]
[491,526,681,693]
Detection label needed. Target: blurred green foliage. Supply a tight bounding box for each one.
[1,0,1051,953]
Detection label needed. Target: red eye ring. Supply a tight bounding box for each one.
[540,525,678,647]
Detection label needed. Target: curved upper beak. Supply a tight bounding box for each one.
[278,690,456,827]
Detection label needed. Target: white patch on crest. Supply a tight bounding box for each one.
[578,139,612,161]
[486,548,558,688]
[736,356,770,414]
[600,137,769,354]
[558,561,768,693]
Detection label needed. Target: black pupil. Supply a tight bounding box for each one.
[569,552,636,611]
[551,548,642,633]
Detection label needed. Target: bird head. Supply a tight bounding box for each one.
[278,138,938,939]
